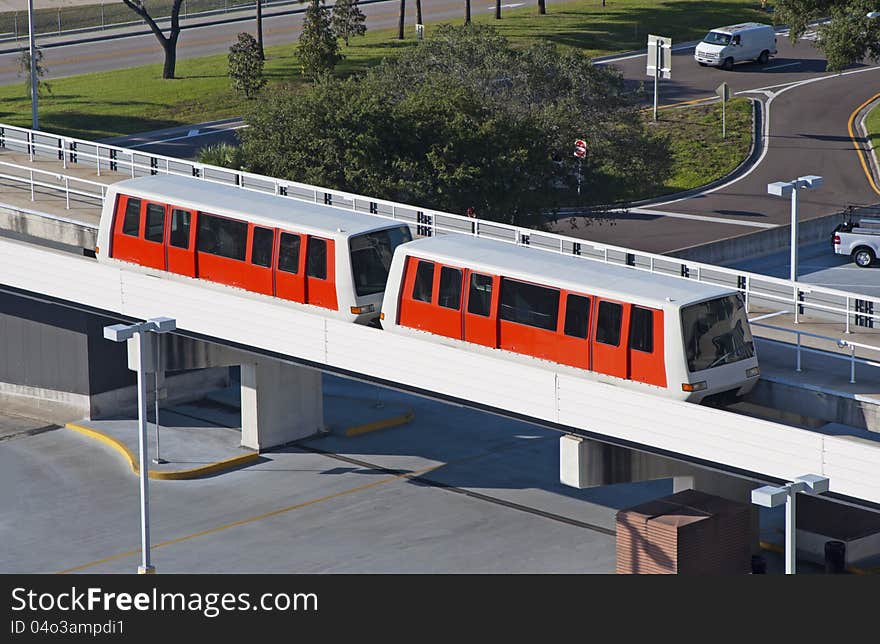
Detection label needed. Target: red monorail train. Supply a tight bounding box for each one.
[380,235,760,403]
[96,175,412,324]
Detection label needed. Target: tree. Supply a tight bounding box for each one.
[774,0,880,71]
[240,25,669,226]
[228,32,266,99]
[198,142,244,169]
[17,47,51,98]
[398,0,406,39]
[465,0,471,24]
[121,0,183,79]
[331,0,367,47]
[538,0,546,15]
[496,0,501,19]
[298,0,342,78]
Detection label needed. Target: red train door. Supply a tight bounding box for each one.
[555,292,591,370]
[275,231,305,303]
[165,207,196,277]
[398,256,435,330]
[463,271,498,347]
[304,236,338,310]
[244,225,275,296]
[628,306,667,387]
[110,194,144,264]
[138,201,168,270]
[431,264,464,340]
[591,298,630,379]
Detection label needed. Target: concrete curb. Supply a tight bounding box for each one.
[65,422,258,480]
[344,409,415,437]
[853,93,880,197]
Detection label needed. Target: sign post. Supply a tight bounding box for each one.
[716,82,731,139]
[573,139,587,195]
[646,34,672,122]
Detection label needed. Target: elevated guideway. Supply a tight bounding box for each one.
[4,124,880,507]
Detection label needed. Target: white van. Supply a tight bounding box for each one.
[694,23,777,70]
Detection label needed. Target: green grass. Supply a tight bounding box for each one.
[651,97,753,195]
[865,101,880,153]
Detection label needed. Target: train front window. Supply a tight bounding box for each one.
[349,226,413,297]
[681,294,755,372]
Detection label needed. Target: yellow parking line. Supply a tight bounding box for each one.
[56,461,443,574]
[345,410,415,437]
[847,92,880,197]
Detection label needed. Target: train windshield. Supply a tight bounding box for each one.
[350,226,413,297]
[681,294,754,372]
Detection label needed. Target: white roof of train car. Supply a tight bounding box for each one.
[109,175,405,238]
[400,235,735,308]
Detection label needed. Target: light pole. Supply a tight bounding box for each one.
[27,0,38,129]
[103,316,176,575]
[767,175,823,283]
[751,473,830,574]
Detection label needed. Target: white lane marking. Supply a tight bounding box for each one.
[128,124,248,148]
[628,207,778,228]
[764,62,801,70]
[488,2,524,7]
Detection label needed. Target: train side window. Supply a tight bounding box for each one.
[169,209,191,249]
[145,203,165,243]
[438,267,462,310]
[306,237,327,279]
[596,301,623,346]
[197,212,247,261]
[467,273,493,317]
[121,197,141,237]
[412,261,435,303]
[630,306,654,353]
[278,233,301,273]
[252,227,274,268]
[564,294,591,339]
[499,278,559,331]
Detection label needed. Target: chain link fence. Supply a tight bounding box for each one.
[0,0,274,42]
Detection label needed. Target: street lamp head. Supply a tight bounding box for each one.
[797,175,823,190]
[104,323,136,343]
[767,181,793,197]
[147,317,177,334]
[794,473,830,494]
[751,485,789,508]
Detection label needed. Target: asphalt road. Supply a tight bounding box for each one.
[569,29,880,254]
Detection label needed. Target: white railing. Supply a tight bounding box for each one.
[2,122,880,337]
[0,160,107,208]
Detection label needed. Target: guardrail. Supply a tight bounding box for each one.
[2,121,880,338]
[751,313,880,384]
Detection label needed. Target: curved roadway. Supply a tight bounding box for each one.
[563,34,880,253]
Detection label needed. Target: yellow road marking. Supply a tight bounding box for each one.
[345,410,414,437]
[847,92,880,197]
[57,460,443,573]
[66,422,258,480]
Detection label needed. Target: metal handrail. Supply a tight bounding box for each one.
[2,121,880,331]
[750,319,880,383]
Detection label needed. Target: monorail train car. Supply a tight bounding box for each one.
[380,235,760,403]
[96,175,412,324]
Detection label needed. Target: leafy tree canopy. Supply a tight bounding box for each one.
[774,0,880,71]
[240,24,669,226]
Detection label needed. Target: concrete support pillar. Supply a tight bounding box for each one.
[240,361,323,451]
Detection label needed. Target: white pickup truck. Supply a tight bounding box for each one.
[832,218,880,267]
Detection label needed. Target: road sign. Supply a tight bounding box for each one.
[646,34,672,79]
[716,82,731,102]
[716,83,730,139]
[416,24,424,41]
[573,139,587,158]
